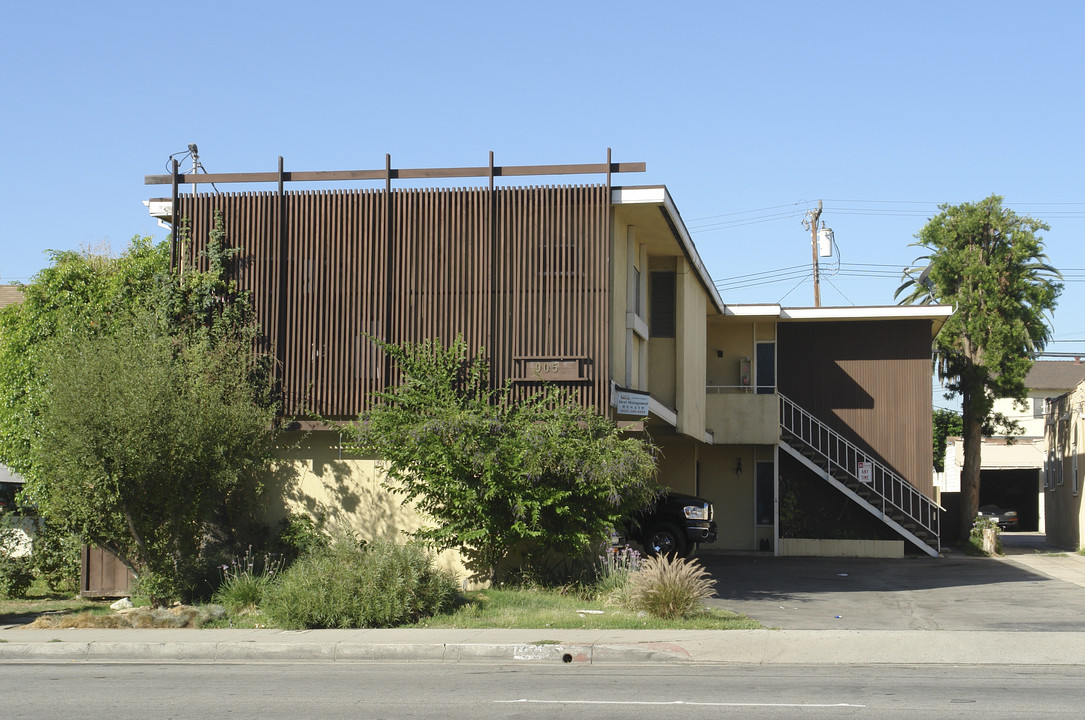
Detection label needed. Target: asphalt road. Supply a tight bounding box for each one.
[699,534,1085,631]
[4,662,1084,719]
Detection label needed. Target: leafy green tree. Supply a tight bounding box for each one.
[27,316,276,605]
[0,237,166,477]
[897,196,1061,537]
[347,337,661,584]
[2,218,277,604]
[932,408,962,473]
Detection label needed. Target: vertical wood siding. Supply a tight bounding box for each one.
[777,320,934,496]
[176,185,610,417]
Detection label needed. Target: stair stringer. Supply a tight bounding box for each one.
[779,440,940,557]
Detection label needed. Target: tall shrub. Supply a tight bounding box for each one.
[11,216,278,606]
[28,315,276,605]
[348,337,661,583]
[262,538,457,629]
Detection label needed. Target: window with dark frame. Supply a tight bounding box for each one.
[755,341,775,395]
[755,462,774,527]
[650,271,675,338]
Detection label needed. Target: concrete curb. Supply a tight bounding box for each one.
[0,641,687,664]
[3,630,1085,665]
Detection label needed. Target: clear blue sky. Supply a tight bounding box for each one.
[3,0,1083,396]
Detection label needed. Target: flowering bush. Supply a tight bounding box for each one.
[212,546,284,612]
[969,516,1002,555]
[594,545,643,606]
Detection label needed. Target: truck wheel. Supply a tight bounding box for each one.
[644,524,688,557]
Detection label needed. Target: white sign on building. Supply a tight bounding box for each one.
[614,386,650,417]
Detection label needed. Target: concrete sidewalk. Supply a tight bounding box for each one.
[3,627,1085,665]
[4,536,1082,666]
[998,536,1085,588]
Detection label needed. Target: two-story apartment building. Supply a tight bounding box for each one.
[1044,376,1085,549]
[942,361,1085,535]
[145,154,952,562]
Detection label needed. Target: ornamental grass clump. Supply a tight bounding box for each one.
[262,537,458,629]
[628,554,717,619]
[212,546,284,612]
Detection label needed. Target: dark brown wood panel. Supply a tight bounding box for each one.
[777,319,934,496]
[175,184,611,418]
[81,546,134,597]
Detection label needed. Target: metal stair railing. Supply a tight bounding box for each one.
[779,393,940,550]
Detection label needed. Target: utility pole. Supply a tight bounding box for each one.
[805,200,823,307]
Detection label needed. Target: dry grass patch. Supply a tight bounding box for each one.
[28,605,226,629]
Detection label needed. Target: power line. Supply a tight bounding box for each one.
[715,262,1085,290]
[687,201,811,223]
[688,199,1085,234]
[712,263,809,283]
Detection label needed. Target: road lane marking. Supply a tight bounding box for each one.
[498,699,865,708]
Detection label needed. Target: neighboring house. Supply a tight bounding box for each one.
[941,360,1085,536]
[0,284,25,309]
[0,288,32,558]
[144,155,952,559]
[1043,378,1085,549]
[0,463,26,516]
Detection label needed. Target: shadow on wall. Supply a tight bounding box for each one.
[262,430,418,543]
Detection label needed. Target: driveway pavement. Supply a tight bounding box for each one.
[700,532,1085,631]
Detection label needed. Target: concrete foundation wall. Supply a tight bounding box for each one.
[778,538,904,558]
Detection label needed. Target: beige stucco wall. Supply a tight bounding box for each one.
[703,444,776,551]
[1045,385,1085,549]
[991,392,1047,439]
[610,225,631,389]
[656,438,775,552]
[706,322,755,389]
[654,434,699,497]
[262,431,468,582]
[704,319,778,445]
[706,394,779,445]
[675,257,707,439]
[649,338,677,409]
[610,223,651,394]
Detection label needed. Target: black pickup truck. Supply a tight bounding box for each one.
[624,492,718,557]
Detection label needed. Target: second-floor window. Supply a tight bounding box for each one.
[650,271,675,338]
[756,341,776,394]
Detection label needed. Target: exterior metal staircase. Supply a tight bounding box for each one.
[778,394,941,557]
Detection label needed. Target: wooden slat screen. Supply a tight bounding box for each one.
[176,184,610,417]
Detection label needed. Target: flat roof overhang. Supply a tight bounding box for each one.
[611,186,725,315]
[722,303,955,339]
